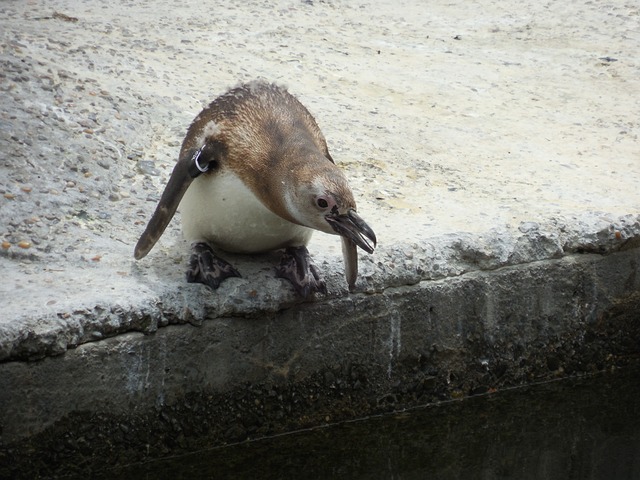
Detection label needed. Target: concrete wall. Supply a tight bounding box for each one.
[1,248,639,477]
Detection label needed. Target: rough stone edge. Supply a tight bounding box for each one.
[1,212,639,363]
[1,247,639,478]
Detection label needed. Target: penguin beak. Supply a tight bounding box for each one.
[326,209,377,254]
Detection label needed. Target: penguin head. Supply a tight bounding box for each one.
[292,171,377,254]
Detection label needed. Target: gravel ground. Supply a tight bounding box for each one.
[1,0,639,359]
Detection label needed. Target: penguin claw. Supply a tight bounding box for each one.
[186,242,241,289]
[276,246,327,298]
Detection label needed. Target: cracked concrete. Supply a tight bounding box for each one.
[1,0,639,475]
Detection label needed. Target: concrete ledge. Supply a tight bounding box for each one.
[2,213,639,363]
[2,0,640,477]
[1,246,639,477]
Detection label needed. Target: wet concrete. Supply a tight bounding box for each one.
[83,363,640,480]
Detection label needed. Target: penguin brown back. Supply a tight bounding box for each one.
[134,80,376,297]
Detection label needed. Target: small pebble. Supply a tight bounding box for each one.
[18,241,31,249]
[137,160,160,176]
[1,241,10,249]
[519,222,540,233]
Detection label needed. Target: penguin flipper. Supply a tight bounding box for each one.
[134,144,219,260]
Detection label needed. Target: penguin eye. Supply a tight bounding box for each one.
[316,198,329,209]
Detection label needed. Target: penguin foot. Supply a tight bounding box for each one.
[186,242,241,289]
[276,246,327,298]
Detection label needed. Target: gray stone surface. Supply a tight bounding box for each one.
[2,0,639,359]
[0,0,639,475]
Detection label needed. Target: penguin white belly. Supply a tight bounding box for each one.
[179,171,313,253]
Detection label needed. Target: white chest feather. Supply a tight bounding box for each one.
[179,171,313,253]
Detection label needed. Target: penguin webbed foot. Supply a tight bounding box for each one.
[186,242,241,289]
[276,246,327,298]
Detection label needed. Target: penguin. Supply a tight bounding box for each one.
[134,80,376,297]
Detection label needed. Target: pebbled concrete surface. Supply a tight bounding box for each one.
[1,0,639,475]
[1,0,639,361]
